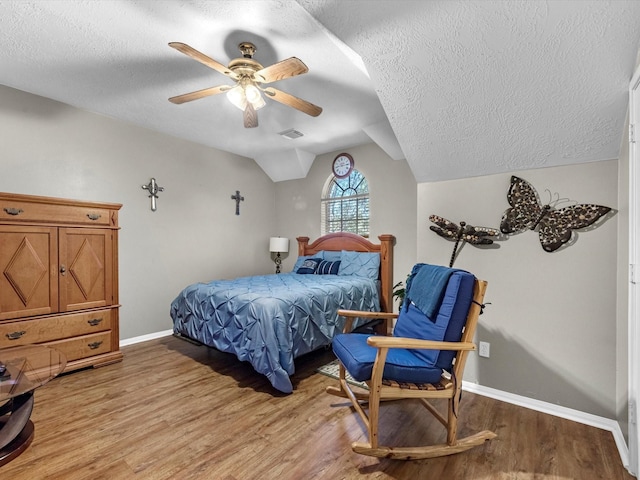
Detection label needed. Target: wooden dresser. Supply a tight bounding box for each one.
[0,192,122,371]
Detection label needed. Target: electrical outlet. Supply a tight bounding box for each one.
[479,341,490,358]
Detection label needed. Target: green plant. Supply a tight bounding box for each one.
[392,281,405,305]
[392,274,410,305]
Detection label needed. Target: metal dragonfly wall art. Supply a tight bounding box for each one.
[429,215,500,267]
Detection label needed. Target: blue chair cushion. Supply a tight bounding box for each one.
[332,333,446,384]
[394,270,474,369]
[332,267,476,384]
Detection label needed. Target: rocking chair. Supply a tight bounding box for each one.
[326,263,496,459]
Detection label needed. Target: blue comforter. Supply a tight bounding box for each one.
[170,273,380,393]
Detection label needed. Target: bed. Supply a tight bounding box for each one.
[170,232,394,393]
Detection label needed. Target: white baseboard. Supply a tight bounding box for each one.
[118,331,630,472]
[462,381,630,471]
[119,329,173,347]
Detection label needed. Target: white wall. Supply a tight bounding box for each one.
[274,142,417,306]
[617,106,631,438]
[418,160,619,418]
[0,85,277,339]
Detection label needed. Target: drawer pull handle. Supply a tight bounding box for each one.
[88,341,103,350]
[87,213,101,221]
[6,331,26,340]
[3,207,23,216]
[87,318,103,326]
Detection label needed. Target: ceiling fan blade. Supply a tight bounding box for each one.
[169,42,239,80]
[244,103,258,128]
[169,85,231,104]
[254,57,308,84]
[263,87,322,117]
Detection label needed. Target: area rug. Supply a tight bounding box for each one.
[316,359,369,390]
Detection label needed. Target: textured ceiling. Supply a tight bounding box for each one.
[300,0,640,182]
[0,1,639,183]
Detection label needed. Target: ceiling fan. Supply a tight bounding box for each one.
[168,41,322,128]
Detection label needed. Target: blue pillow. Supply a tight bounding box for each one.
[293,255,312,272]
[315,260,341,275]
[318,250,342,262]
[394,271,474,368]
[296,258,322,274]
[338,251,380,279]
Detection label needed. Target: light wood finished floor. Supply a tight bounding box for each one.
[0,336,633,480]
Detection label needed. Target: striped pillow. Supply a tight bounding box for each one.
[315,260,341,275]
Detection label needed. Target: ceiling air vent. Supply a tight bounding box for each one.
[279,128,304,140]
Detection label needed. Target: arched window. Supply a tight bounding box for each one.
[321,169,370,237]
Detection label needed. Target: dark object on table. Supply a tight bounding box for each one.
[0,363,9,381]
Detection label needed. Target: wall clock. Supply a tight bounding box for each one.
[332,153,354,178]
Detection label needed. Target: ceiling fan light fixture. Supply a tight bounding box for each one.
[226,85,246,110]
[226,82,265,111]
[169,40,322,128]
[245,84,265,109]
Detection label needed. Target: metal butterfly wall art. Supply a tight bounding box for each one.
[429,215,499,267]
[500,176,611,252]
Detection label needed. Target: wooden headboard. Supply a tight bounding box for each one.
[296,233,395,313]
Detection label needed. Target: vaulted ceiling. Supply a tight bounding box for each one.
[1,1,639,183]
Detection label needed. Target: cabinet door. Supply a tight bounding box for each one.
[59,228,113,312]
[0,226,58,320]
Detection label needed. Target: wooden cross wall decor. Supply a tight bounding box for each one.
[231,190,244,215]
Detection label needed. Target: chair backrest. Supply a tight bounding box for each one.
[394,264,475,370]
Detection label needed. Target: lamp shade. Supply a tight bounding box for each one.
[269,237,289,253]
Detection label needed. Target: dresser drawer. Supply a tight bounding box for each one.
[44,331,113,362]
[0,309,113,347]
[0,199,114,226]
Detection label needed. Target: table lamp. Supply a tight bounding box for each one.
[269,237,289,274]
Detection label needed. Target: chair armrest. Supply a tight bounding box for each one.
[337,310,399,320]
[367,336,476,351]
[338,310,399,334]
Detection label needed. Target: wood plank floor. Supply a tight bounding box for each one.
[0,336,633,479]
